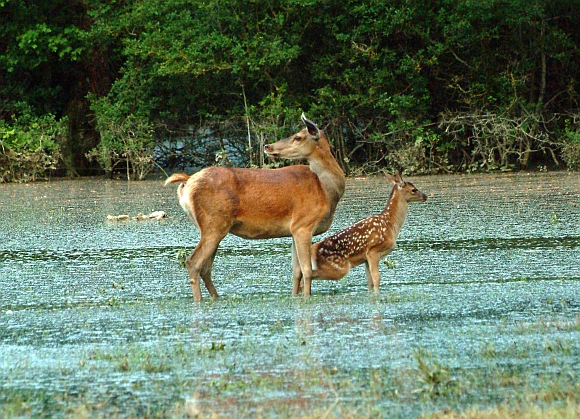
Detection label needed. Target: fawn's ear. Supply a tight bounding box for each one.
[394,170,404,186]
[387,170,405,187]
[301,113,320,140]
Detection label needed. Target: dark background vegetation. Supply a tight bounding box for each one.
[2,0,580,181]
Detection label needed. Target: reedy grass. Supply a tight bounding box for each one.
[423,401,580,419]
[3,356,578,419]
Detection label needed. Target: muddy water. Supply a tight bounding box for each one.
[1,172,579,417]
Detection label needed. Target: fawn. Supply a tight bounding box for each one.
[310,171,427,291]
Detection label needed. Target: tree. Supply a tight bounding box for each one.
[2,0,580,180]
[0,0,121,175]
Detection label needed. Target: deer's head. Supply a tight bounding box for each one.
[387,170,428,203]
[264,113,322,160]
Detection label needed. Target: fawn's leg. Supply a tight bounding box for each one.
[365,252,381,292]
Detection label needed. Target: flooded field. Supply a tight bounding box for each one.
[1,171,579,418]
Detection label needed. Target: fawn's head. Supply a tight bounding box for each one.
[264,113,325,160]
[387,170,428,203]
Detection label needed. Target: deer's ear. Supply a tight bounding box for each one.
[394,170,404,186]
[301,113,320,139]
[387,170,405,187]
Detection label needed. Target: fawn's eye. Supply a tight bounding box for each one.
[294,135,302,142]
[411,189,417,193]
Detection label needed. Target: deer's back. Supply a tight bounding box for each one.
[184,166,332,239]
[315,215,396,265]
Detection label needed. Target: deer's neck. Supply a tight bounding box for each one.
[380,187,409,236]
[308,144,346,210]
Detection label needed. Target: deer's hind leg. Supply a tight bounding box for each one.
[311,246,351,281]
[364,252,382,292]
[200,247,220,299]
[186,227,228,302]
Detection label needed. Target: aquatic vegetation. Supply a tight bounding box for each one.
[384,258,398,269]
[424,401,580,419]
[176,248,190,268]
[412,349,457,397]
[0,173,579,418]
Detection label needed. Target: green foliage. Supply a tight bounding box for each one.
[412,348,456,397]
[383,258,397,269]
[245,84,300,167]
[86,95,155,180]
[561,117,580,170]
[176,248,190,268]
[438,108,556,172]
[0,105,65,182]
[2,0,580,179]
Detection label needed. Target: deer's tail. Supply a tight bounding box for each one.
[164,173,190,186]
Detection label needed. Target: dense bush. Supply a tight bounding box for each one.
[1,0,580,180]
[0,106,65,182]
[86,95,155,180]
[561,115,580,170]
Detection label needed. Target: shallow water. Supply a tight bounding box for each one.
[1,172,579,417]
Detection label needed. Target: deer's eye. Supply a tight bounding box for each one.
[294,135,302,142]
[411,188,417,193]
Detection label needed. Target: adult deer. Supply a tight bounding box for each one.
[310,171,427,291]
[165,114,345,302]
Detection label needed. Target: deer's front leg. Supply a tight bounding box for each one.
[292,230,314,297]
[291,240,303,295]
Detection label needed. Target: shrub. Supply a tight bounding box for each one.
[0,108,65,182]
[87,96,155,180]
[561,118,580,170]
[439,109,553,172]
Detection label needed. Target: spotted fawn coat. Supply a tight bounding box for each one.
[311,171,427,291]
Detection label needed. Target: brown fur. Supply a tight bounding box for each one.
[310,171,427,291]
[165,114,345,301]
